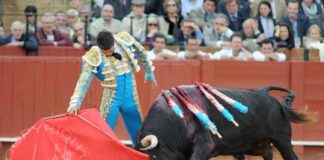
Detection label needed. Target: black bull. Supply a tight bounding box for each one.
[135,85,311,160]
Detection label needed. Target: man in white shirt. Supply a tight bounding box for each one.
[147,33,178,60]
[178,36,207,60]
[252,39,286,61]
[210,33,253,61]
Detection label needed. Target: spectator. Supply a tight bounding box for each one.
[299,0,322,23]
[210,33,253,60]
[178,37,208,59]
[0,19,4,37]
[0,26,4,37]
[274,22,295,49]
[145,0,166,15]
[146,14,161,46]
[174,19,203,50]
[55,11,69,35]
[159,0,183,44]
[37,13,72,46]
[223,0,247,32]
[240,18,266,51]
[252,39,286,61]
[255,1,276,39]
[147,33,178,60]
[313,12,324,37]
[69,0,84,9]
[0,21,24,46]
[104,0,132,20]
[250,0,287,20]
[122,0,148,42]
[23,5,40,34]
[280,0,310,47]
[187,0,217,30]
[217,0,250,19]
[89,4,122,37]
[78,3,94,23]
[180,0,204,17]
[303,24,324,61]
[72,22,95,49]
[66,9,79,38]
[203,13,233,48]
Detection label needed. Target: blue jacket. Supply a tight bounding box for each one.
[0,34,22,45]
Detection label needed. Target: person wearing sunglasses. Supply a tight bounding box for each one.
[146,14,161,46]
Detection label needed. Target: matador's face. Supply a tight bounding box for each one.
[101,45,115,56]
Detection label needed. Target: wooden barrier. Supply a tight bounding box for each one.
[0,52,324,159]
[0,46,84,56]
[201,60,290,88]
[0,46,320,61]
[275,47,291,60]
[1,58,323,137]
[198,46,221,53]
[290,48,320,61]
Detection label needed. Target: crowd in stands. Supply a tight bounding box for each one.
[0,0,324,61]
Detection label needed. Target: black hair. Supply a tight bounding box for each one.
[277,22,295,48]
[261,38,274,47]
[154,33,166,41]
[204,0,217,4]
[256,1,273,18]
[96,31,115,50]
[24,5,38,15]
[230,32,242,41]
[288,0,299,6]
[185,36,198,44]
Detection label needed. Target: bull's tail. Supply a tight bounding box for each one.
[260,86,315,123]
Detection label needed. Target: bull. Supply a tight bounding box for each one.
[135,85,312,160]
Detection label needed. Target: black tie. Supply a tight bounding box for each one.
[204,13,208,22]
[112,52,122,60]
[231,15,238,31]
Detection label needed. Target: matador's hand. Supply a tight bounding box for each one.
[67,105,78,116]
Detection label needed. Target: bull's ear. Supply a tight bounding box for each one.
[140,135,158,151]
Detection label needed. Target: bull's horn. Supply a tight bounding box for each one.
[139,135,158,151]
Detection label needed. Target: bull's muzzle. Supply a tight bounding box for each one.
[139,135,158,151]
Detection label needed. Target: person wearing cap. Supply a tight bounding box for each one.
[121,0,148,42]
[67,30,156,145]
